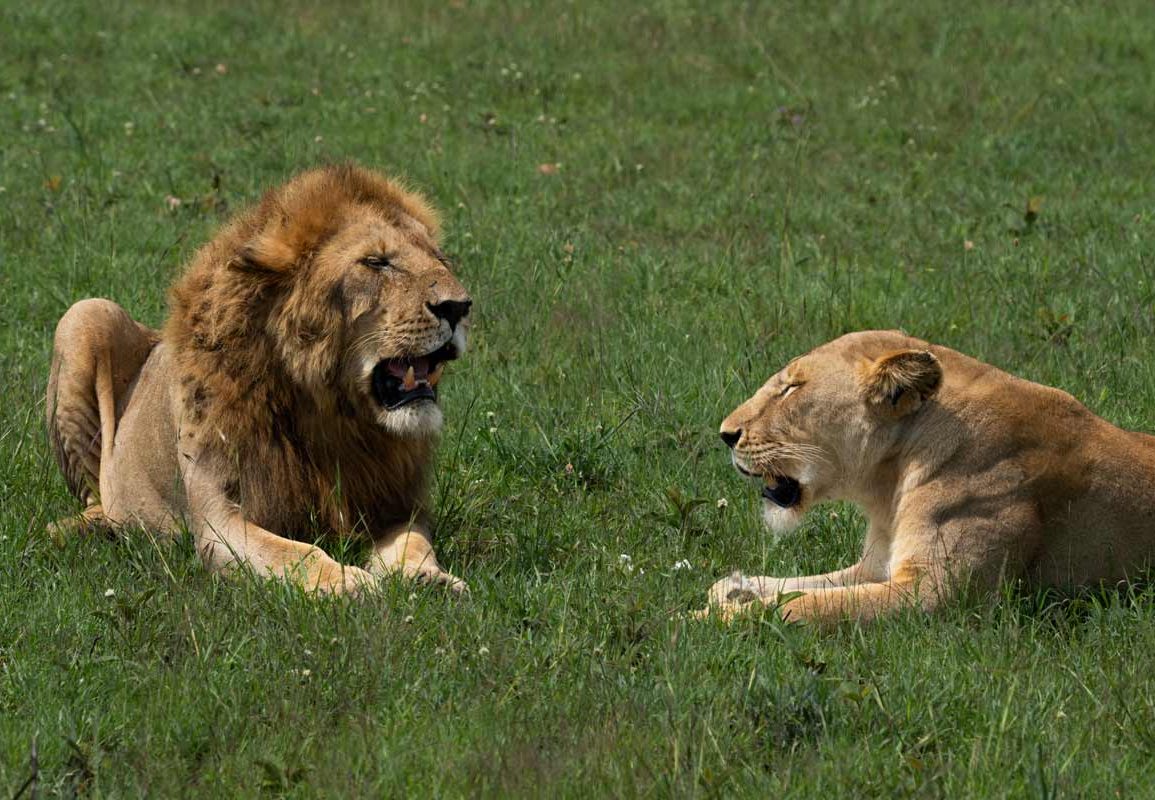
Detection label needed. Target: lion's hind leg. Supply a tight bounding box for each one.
[46,504,113,544]
[45,299,158,528]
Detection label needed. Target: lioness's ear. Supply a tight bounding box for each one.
[861,349,942,416]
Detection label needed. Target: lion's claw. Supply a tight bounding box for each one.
[408,564,469,595]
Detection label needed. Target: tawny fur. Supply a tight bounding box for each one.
[46,164,470,595]
[703,330,1155,627]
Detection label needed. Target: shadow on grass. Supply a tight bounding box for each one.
[994,573,1155,633]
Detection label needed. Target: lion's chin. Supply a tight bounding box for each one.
[376,401,444,438]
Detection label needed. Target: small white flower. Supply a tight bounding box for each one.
[478,645,490,656]
[404,615,414,624]
[672,559,693,571]
[301,669,312,678]
[103,588,115,598]
[716,498,729,510]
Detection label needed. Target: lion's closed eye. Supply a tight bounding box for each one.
[360,254,395,270]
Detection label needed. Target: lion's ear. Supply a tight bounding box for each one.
[238,204,330,273]
[861,349,942,416]
[239,222,300,273]
[240,235,297,272]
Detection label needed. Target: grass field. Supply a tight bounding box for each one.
[4,0,1155,795]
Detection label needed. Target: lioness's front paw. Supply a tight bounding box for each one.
[693,602,756,622]
[707,571,771,607]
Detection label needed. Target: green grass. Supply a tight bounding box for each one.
[4,0,1155,795]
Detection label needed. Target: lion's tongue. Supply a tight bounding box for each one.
[386,357,431,382]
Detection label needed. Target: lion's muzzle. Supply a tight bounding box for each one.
[370,340,458,410]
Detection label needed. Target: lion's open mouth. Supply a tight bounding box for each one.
[762,475,802,508]
[370,341,458,410]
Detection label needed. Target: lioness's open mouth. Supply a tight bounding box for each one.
[370,341,458,410]
[762,475,802,508]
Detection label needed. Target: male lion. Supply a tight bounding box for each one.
[703,330,1155,626]
[46,164,471,595]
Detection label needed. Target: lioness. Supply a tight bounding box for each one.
[47,164,470,595]
[704,330,1155,625]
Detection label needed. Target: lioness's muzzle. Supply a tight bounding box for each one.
[763,476,802,508]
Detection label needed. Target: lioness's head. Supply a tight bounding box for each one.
[234,164,471,437]
[719,331,942,535]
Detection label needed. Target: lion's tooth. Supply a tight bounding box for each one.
[403,366,416,390]
[428,363,445,386]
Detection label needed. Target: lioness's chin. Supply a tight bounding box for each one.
[761,499,804,537]
[377,401,444,437]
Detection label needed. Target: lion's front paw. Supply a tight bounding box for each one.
[405,563,470,595]
[369,550,469,595]
[309,562,379,597]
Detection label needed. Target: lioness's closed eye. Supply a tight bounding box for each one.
[701,329,1155,626]
[47,164,470,597]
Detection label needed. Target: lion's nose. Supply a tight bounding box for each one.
[427,299,472,329]
[720,428,741,449]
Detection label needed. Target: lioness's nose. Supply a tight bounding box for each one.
[720,428,741,448]
[427,299,472,329]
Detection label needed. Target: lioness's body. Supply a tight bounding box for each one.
[708,330,1155,624]
[47,165,469,594]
